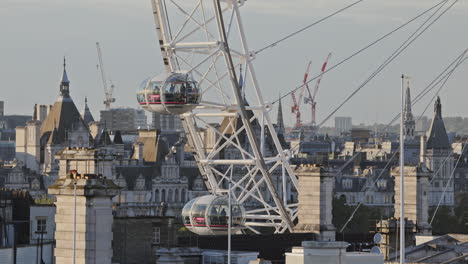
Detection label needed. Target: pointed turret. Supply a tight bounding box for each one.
[82,97,95,125]
[60,57,70,97]
[40,59,87,145]
[403,80,415,139]
[277,94,285,133]
[426,96,450,149]
[98,127,113,146]
[113,130,123,144]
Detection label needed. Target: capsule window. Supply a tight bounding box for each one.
[192,204,207,225]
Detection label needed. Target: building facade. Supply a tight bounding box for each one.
[152,112,182,132]
[335,117,352,136]
[100,108,147,133]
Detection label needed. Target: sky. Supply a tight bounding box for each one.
[1,0,467,127]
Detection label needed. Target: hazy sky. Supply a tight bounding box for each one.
[1,0,467,127]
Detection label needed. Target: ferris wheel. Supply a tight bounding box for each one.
[139,0,299,235]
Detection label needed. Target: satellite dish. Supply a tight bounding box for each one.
[370,246,382,254]
[373,233,383,244]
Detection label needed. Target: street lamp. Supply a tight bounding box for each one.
[73,180,77,264]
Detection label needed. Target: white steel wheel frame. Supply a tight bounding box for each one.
[150,0,298,233]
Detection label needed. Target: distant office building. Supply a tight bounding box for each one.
[0,101,4,117]
[415,116,430,134]
[0,141,15,161]
[100,108,147,132]
[152,112,182,132]
[335,117,352,135]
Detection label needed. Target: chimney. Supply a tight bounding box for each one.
[293,164,336,241]
[133,142,144,164]
[420,135,427,164]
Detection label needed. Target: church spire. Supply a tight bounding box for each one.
[403,79,415,139]
[434,96,442,118]
[277,94,285,132]
[60,57,70,97]
[82,96,95,125]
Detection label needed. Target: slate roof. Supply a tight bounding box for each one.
[98,128,113,146]
[40,64,88,145]
[426,97,451,149]
[82,97,95,125]
[134,130,170,163]
[113,130,123,144]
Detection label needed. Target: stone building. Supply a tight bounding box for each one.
[100,107,147,133]
[15,60,92,176]
[392,165,432,235]
[334,165,394,215]
[421,97,454,206]
[152,112,182,132]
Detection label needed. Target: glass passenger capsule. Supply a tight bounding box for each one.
[181,195,245,235]
[137,72,201,115]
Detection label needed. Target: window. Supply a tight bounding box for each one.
[377,180,387,189]
[181,189,186,202]
[37,219,47,233]
[155,189,160,202]
[168,189,173,202]
[342,179,353,190]
[152,227,160,244]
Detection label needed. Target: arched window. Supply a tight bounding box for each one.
[155,189,160,202]
[161,189,166,202]
[339,194,347,203]
[168,189,173,202]
[175,189,179,203]
[181,189,186,202]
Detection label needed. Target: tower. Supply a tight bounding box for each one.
[60,57,70,98]
[49,149,119,264]
[393,165,432,235]
[424,97,453,206]
[277,94,285,134]
[294,165,335,241]
[39,58,90,173]
[403,80,415,140]
[82,97,95,125]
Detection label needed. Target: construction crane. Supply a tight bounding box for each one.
[305,52,332,126]
[291,61,312,128]
[96,42,116,110]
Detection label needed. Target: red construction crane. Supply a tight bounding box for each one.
[291,61,312,128]
[305,52,332,126]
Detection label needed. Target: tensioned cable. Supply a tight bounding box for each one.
[288,0,454,155]
[301,48,467,183]
[339,151,397,233]
[430,139,468,225]
[417,53,468,129]
[272,0,449,106]
[255,0,367,55]
[333,48,467,232]
[420,53,468,185]
[317,0,458,128]
[381,48,468,133]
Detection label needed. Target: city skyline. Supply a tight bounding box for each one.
[1,0,468,127]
